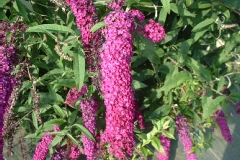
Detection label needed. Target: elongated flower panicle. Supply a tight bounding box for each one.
[0,21,26,157]
[144,19,166,43]
[65,85,87,107]
[33,131,54,160]
[67,0,97,47]
[66,0,102,68]
[134,101,145,130]
[69,145,81,159]
[51,146,67,160]
[215,110,232,142]
[158,134,171,160]
[128,9,145,23]
[176,115,197,160]
[67,0,103,89]
[100,10,136,158]
[33,125,60,160]
[108,0,125,10]
[80,97,98,160]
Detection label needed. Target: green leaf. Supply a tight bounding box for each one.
[67,133,79,145]
[192,18,215,32]
[73,48,85,91]
[15,106,32,112]
[73,124,95,142]
[0,0,10,8]
[202,96,225,119]
[160,29,181,44]
[48,84,58,102]
[158,7,168,25]
[90,21,106,33]
[51,79,75,88]
[179,39,193,63]
[135,36,160,63]
[53,105,66,118]
[43,119,66,130]
[68,110,79,125]
[19,0,33,11]
[187,57,211,81]
[32,112,38,129]
[161,130,175,139]
[148,105,171,120]
[0,9,5,20]
[161,0,170,14]
[48,131,66,136]
[140,146,153,157]
[49,135,63,148]
[189,2,211,9]
[192,26,209,42]
[170,3,195,17]
[24,133,37,139]
[26,24,75,34]
[16,0,30,22]
[132,80,148,90]
[160,71,192,94]
[126,0,140,6]
[217,76,225,92]
[132,69,154,81]
[151,136,165,153]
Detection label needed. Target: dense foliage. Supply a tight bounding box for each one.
[0,0,240,159]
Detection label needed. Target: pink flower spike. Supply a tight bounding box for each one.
[80,97,98,160]
[65,85,87,107]
[176,115,197,160]
[215,110,232,143]
[158,134,171,160]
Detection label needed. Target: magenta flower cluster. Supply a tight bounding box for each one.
[80,97,98,160]
[51,146,67,160]
[128,9,145,23]
[0,21,18,157]
[215,110,232,143]
[134,101,145,130]
[176,115,197,160]
[100,10,136,158]
[158,134,171,160]
[65,85,87,107]
[33,125,60,160]
[108,0,125,10]
[69,145,82,159]
[66,0,97,47]
[144,19,166,43]
[66,0,102,73]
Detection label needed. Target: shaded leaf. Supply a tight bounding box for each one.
[192,18,215,32]
[73,48,85,91]
[16,0,29,22]
[217,76,225,92]
[132,80,148,90]
[0,0,10,8]
[73,124,95,142]
[53,104,66,118]
[161,0,170,14]
[187,57,211,81]
[67,133,79,145]
[26,24,75,34]
[90,21,105,33]
[202,96,225,119]
[160,71,192,94]
[32,112,38,129]
[151,136,165,153]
